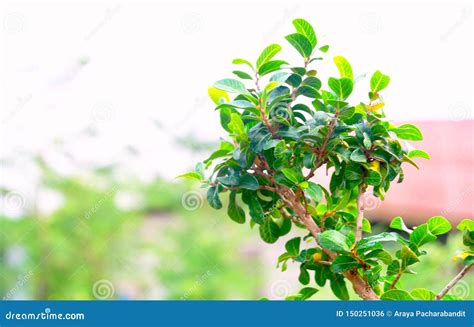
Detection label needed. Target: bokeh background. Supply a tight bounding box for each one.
[1,0,473,300]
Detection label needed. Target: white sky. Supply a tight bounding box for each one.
[1,0,472,187]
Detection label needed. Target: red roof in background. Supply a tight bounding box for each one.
[313,120,474,225]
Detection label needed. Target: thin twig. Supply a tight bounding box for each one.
[390,271,403,289]
[435,264,473,300]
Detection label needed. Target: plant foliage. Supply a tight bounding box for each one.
[180,18,473,300]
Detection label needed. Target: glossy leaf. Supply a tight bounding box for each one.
[381,289,413,300]
[328,77,353,100]
[390,124,423,141]
[256,44,282,69]
[259,218,280,243]
[370,70,390,92]
[427,216,451,235]
[214,79,250,95]
[318,230,351,254]
[293,18,317,48]
[333,56,353,80]
[285,33,313,58]
[207,186,222,209]
[228,191,245,224]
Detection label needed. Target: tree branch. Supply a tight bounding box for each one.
[275,184,379,300]
[305,110,340,180]
[390,270,403,289]
[435,264,473,300]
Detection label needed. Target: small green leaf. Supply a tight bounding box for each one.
[248,196,264,224]
[330,275,349,300]
[362,218,372,233]
[410,224,437,247]
[239,175,259,190]
[457,219,474,232]
[214,78,250,95]
[281,168,304,184]
[350,148,366,163]
[207,186,222,209]
[390,124,423,141]
[306,182,323,202]
[387,260,401,276]
[370,70,390,93]
[328,77,353,100]
[256,44,282,69]
[228,191,245,224]
[318,230,351,254]
[232,58,254,71]
[285,237,301,256]
[319,45,329,53]
[411,288,436,300]
[390,216,412,233]
[400,245,419,268]
[232,70,253,80]
[227,113,247,141]
[176,171,203,181]
[331,255,360,273]
[258,60,288,76]
[407,149,430,159]
[298,287,318,300]
[292,18,317,48]
[208,86,230,104]
[259,218,280,243]
[285,33,313,58]
[366,170,382,186]
[427,216,452,235]
[299,266,310,285]
[333,56,353,81]
[364,249,392,264]
[381,289,413,300]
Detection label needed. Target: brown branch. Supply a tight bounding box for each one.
[275,184,379,300]
[252,155,379,300]
[435,264,473,300]
[390,271,403,289]
[257,97,279,139]
[279,208,300,224]
[305,110,340,180]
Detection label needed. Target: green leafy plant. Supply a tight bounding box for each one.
[180,18,473,300]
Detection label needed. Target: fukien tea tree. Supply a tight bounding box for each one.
[180,19,474,300]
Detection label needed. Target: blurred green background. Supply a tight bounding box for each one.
[1,154,472,300]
